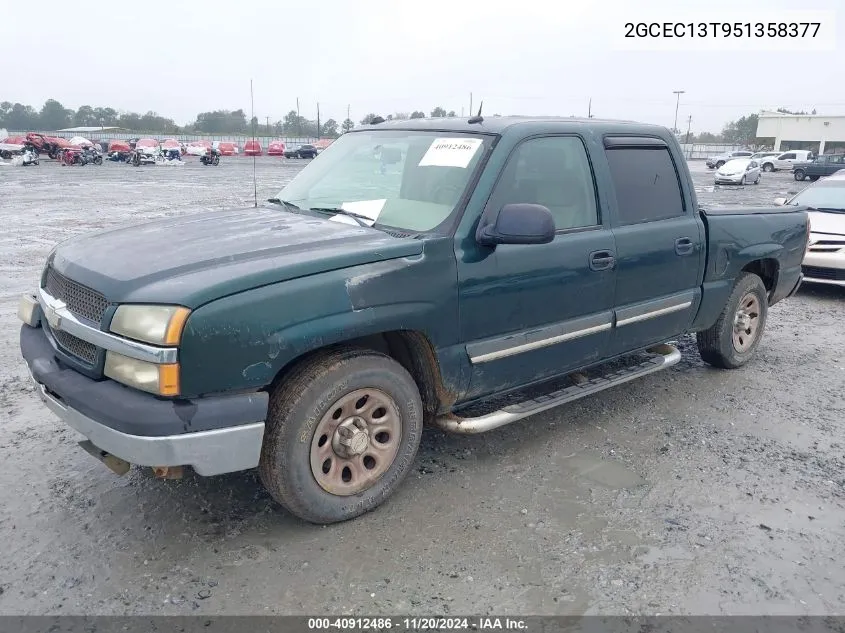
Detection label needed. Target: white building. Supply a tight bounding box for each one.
[756,111,845,155]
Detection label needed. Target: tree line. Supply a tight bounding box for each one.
[0,98,815,146]
[0,98,462,137]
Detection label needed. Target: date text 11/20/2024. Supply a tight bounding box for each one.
[307,617,528,630]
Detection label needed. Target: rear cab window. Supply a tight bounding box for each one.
[603,139,686,225]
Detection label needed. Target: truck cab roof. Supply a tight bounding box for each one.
[356,115,670,138]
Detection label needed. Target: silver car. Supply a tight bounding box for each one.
[714,158,761,185]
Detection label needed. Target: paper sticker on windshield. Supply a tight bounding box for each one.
[418,138,482,168]
[328,199,387,227]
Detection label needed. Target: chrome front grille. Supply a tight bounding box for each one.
[50,327,98,364]
[43,265,109,324]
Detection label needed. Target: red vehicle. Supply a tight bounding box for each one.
[243,140,263,156]
[23,133,65,159]
[217,142,237,156]
[161,138,182,154]
[108,140,131,153]
[0,135,26,159]
[60,147,83,166]
[136,138,159,150]
[267,140,286,156]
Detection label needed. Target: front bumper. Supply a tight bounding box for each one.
[714,174,744,184]
[802,249,845,286]
[20,323,269,476]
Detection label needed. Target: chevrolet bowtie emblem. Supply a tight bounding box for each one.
[46,300,66,330]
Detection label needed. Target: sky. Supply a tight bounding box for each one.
[2,0,842,134]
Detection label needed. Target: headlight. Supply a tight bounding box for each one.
[104,352,180,396]
[110,305,191,345]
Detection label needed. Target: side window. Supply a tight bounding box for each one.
[830,156,844,164]
[605,147,685,225]
[487,136,598,231]
[780,153,796,160]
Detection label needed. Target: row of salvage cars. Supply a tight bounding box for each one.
[778,169,845,287]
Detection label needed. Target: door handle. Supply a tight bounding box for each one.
[589,250,616,271]
[675,237,695,256]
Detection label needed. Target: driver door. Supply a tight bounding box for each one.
[456,135,617,400]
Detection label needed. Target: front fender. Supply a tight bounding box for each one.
[178,240,460,398]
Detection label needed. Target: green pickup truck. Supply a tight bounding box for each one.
[19,116,809,524]
[792,153,845,182]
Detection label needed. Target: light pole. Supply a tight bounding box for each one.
[672,90,685,135]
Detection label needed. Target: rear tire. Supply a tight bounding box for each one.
[762,163,774,172]
[259,347,423,524]
[809,175,819,181]
[696,272,768,369]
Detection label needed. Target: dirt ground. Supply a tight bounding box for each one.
[0,156,842,616]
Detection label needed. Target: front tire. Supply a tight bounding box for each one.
[794,169,806,181]
[740,175,746,185]
[762,163,774,172]
[716,161,725,169]
[696,272,768,369]
[259,347,423,524]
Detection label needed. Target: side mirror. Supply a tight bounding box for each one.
[476,203,556,246]
[773,197,787,206]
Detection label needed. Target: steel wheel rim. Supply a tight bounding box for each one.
[732,293,761,353]
[309,388,402,496]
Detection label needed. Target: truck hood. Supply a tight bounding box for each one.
[49,207,423,307]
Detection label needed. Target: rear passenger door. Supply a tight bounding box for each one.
[602,137,705,357]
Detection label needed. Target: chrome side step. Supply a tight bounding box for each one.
[433,343,682,435]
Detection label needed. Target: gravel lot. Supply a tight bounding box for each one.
[0,156,842,616]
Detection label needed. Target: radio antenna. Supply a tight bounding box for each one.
[250,79,258,208]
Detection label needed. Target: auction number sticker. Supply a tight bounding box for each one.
[418,138,482,168]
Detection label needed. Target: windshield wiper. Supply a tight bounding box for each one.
[308,207,375,227]
[266,198,302,213]
[804,206,845,214]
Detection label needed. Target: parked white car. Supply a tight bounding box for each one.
[706,150,753,169]
[714,158,761,185]
[760,150,814,172]
[775,171,845,286]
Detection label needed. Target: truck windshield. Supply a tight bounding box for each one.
[273,130,492,232]
[789,181,845,212]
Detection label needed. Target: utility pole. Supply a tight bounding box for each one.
[347,103,350,127]
[672,90,685,135]
[685,115,693,159]
[588,98,592,118]
[266,116,270,136]
[469,92,473,116]
[316,102,321,139]
[296,97,301,137]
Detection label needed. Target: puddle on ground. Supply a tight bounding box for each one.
[561,451,647,489]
